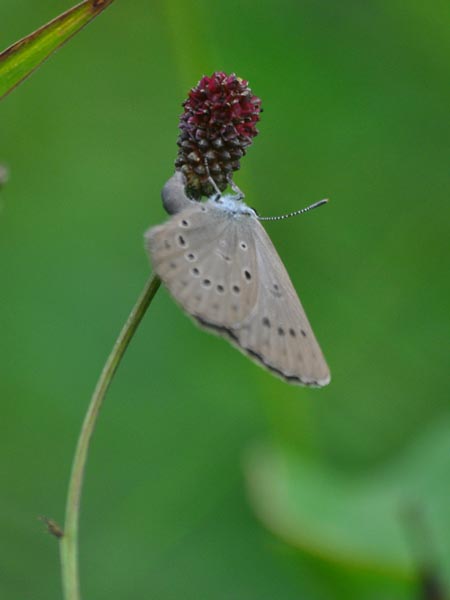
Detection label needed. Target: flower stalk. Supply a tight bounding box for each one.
[59,274,161,600]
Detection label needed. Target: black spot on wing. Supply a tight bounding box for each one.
[193,316,321,387]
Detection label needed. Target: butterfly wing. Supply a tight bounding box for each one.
[229,218,331,386]
[146,201,259,328]
[147,202,330,387]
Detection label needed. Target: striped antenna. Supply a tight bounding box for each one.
[258,198,329,221]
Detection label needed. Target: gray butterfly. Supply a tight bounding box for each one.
[145,172,330,387]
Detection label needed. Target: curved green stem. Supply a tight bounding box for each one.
[59,274,161,600]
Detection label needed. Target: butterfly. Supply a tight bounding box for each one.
[145,171,330,387]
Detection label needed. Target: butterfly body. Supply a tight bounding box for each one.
[146,193,330,387]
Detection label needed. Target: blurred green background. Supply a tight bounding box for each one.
[1,1,449,599]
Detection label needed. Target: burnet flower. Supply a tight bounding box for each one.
[174,72,262,198]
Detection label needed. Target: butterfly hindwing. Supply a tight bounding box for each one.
[228,219,330,386]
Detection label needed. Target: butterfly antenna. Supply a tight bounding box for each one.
[258,198,329,221]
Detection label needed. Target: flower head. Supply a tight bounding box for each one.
[175,72,262,198]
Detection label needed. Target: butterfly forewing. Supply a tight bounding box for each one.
[146,196,330,387]
[146,200,259,328]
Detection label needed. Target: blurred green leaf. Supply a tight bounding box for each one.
[246,418,450,581]
[0,0,114,100]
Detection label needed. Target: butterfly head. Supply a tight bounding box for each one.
[210,193,257,217]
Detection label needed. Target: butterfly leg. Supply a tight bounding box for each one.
[203,158,222,200]
[227,174,245,200]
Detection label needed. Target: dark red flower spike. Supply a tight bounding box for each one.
[174,72,262,198]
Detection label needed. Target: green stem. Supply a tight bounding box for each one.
[59,274,161,600]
